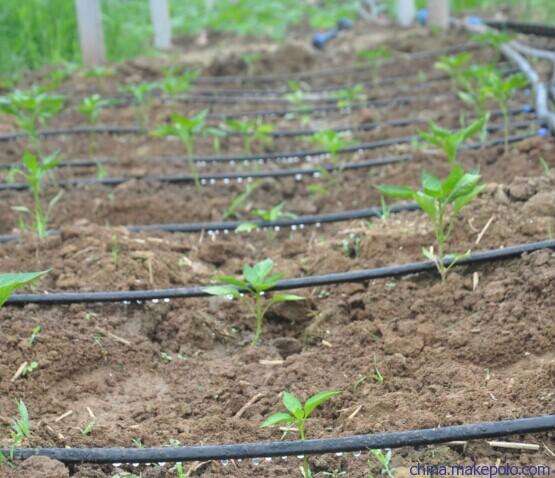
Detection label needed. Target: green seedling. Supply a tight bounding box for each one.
[204,125,227,153]
[77,94,110,125]
[20,361,38,377]
[252,202,297,222]
[80,420,95,436]
[44,62,79,90]
[539,157,550,175]
[434,52,473,89]
[261,390,340,478]
[11,400,30,445]
[284,81,312,125]
[481,71,528,152]
[333,84,366,110]
[204,258,304,345]
[28,325,42,346]
[419,115,489,164]
[223,180,262,219]
[225,117,274,154]
[83,66,115,78]
[152,110,208,190]
[160,69,199,97]
[377,165,484,281]
[309,130,354,194]
[368,449,394,478]
[0,272,47,308]
[12,151,62,239]
[457,64,496,118]
[379,196,391,221]
[357,47,391,84]
[175,462,189,478]
[121,82,157,127]
[471,31,513,61]
[0,89,64,150]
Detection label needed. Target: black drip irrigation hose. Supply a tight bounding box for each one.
[486,20,555,38]
[193,42,479,85]
[0,154,411,192]
[5,239,555,305]
[5,415,554,464]
[0,105,532,146]
[0,126,542,192]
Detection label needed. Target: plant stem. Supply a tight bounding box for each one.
[501,104,509,154]
[252,294,264,346]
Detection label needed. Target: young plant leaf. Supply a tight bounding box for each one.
[0,271,48,307]
[282,392,304,419]
[260,412,293,428]
[303,391,340,419]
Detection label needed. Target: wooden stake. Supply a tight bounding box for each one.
[75,0,106,66]
[396,0,415,27]
[428,0,450,30]
[149,0,172,50]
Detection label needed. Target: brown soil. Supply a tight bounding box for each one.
[0,24,554,478]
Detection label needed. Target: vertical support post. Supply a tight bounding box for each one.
[149,0,172,50]
[428,0,450,29]
[396,0,415,27]
[75,0,106,67]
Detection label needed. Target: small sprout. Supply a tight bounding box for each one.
[310,130,354,194]
[160,352,173,363]
[368,449,395,478]
[12,151,62,239]
[77,94,110,125]
[152,110,208,190]
[160,69,198,97]
[539,157,550,175]
[175,462,189,478]
[204,125,227,153]
[225,118,274,154]
[132,438,144,448]
[21,361,39,377]
[28,325,42,346]
[0,271,48,308]
[418,115,489,164]
[284,81,312,125]
[204,259,304,345]
[252,202,297,222]
[261,390,340,478]
[80,420,95,436]
[83,66,114,78]
[342,233,361,258]
[377,165,485,281]
[379,196,390,220]
[333,84,366,110]
[236,222,259,234]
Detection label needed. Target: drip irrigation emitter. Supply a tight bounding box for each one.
[5,239,555,306]
[0,125,542,193]
[4,415,554,465]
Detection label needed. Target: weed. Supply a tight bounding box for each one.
[419,115,489,164]
[204,125,227,153]
[377,165,484,281]
[11,400,30,445]
[225,117,274,154]
[368,449,394,478]
[0,89,64,150]
[261,390,340,478]
[0,271,47,308]
[379,196,391,220]
[83,66,115,78]
[223,180,262,219]
[12,151,62,239]
[434,52,473,89]
[110,235,121,267]
[457,64,496,119]
[333,84,366,110]
[205,259,304,345]
[152,110,208,189]
[175,462,189,478]
[284,81,312,125]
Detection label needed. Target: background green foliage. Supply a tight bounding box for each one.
[1,0,554,82]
